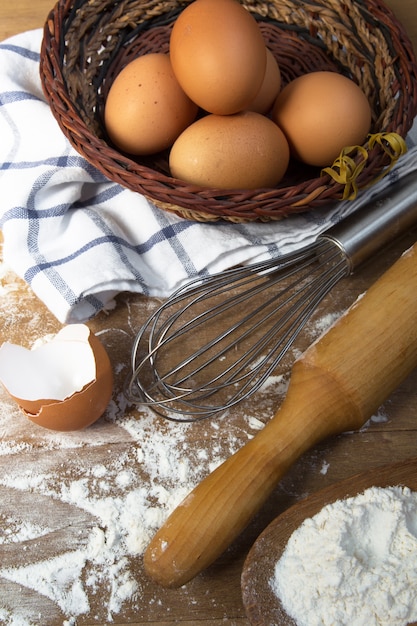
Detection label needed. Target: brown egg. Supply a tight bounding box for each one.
[272,71,372,167]
[248,48,281,114]
[170,0,267,115]
[0,325,113,432]
[169,111,290,189]
[104,53,198,155]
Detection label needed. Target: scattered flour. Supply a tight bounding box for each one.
[307,311,342,337]
[320,460,330,475]
[271,486,417,626]
[0,265,396,626]
[359,407,389,432]
[0,261,20,296]
[259,373,288,395]
[0,384,258,624]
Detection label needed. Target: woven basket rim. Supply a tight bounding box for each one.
[40,0,417,222]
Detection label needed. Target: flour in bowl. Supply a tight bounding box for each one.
[271,485,417,626]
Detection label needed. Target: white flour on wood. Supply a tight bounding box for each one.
[0,258,384,624]
[271,485,417,626]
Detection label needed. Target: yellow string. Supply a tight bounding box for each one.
[321,145,368,200]
[321,132,408,200]
[368,131,408,163]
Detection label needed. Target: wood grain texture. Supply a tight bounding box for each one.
[0,0,52,40]
[143,242,417,587]
[1,2,417,624]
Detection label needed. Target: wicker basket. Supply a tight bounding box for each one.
[40,0,417,222]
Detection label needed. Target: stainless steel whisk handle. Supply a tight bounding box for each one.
[320,171,417,272]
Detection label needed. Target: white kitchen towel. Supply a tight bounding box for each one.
[1,29,417,323]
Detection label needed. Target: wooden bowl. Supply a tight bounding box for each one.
[241,457,417,625]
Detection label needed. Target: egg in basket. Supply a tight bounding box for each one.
[40,0,417,222]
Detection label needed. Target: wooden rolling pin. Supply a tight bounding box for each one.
[144,240,417,587]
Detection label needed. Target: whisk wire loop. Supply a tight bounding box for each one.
[126,239,349,420]
[125,174,417,420]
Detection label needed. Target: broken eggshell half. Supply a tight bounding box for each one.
[0,324,113,431]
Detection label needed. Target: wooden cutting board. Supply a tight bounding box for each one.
[241,457,417,626]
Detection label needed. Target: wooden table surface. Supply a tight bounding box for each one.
[1,1,417,625]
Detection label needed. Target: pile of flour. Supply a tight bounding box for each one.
[271,485,417,626]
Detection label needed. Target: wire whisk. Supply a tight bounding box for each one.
[126,172,417,421]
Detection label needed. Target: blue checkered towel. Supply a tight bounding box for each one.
[1,29,416,323]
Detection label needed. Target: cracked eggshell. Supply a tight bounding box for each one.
[0,324,113,432]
